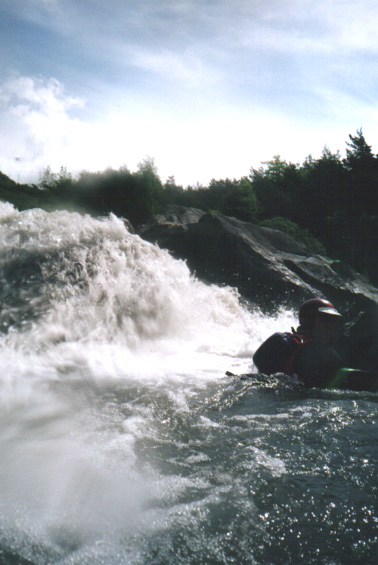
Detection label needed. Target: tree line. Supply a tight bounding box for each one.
[1,129,377,283]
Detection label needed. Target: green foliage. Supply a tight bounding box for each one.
[135,157,163,219]
[250,157,303,222]
[1,128,377,282]
[250,130,378,282]
[259,216,301,237]
[221,177,259,222]
[75,165,163,224]
[34,166,75,210]
[343,129,378,215]
[259,217,326,255]
[0,171,18,190]
[0,171,43,210]
[137,156,158,175]
[299,146,346,233]
[344,128,375,172]
[256,155,288,181]
[38,166,57,189]
[203,177,258,221]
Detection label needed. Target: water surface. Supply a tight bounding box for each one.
[0,203,377,564]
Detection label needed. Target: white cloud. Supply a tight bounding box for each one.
[0,74,350,188]
[2,76,84,114]
[2,0,378,187]
[0,76,86,181]
[0,74,260,185]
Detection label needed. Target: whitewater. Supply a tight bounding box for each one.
[0,202,377,564]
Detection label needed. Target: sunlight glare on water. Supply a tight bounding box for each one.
[0,203,377,565]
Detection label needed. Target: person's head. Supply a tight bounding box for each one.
[298,298,342,344]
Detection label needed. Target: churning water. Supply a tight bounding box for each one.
[0,202,377,565]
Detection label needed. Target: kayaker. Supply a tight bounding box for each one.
[253,298,375,389]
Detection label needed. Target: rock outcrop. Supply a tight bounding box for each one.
[140,205,378,315]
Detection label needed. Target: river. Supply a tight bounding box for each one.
[0,203,377,564]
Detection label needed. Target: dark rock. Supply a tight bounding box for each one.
[343,304,378,374]
[140,206,378,315]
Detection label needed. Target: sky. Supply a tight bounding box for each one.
[1,0,378,187]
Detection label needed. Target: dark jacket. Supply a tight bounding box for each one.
[253,331,343,387]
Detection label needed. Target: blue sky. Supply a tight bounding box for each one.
[1,0,378,186]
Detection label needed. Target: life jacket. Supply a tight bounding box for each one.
[253,331,311,376]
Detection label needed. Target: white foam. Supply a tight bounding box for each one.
[0,206,299,560]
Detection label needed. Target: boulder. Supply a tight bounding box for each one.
[140,205,378,315]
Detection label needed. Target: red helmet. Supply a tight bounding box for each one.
[299,298,341,328]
